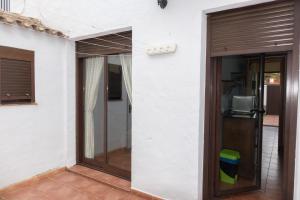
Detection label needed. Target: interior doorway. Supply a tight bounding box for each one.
[263,59,282,127]
[76,31,132,180]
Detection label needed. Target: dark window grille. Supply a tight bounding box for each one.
[0,0,10,11]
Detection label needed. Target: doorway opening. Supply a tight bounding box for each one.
[263,57,283,128]
[76,31,132,180]
[213,55,285,199]
[203,1,299,199]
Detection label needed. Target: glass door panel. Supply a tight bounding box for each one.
[217,55,264,195]
[80,55,131,180]
[107,55,131,174]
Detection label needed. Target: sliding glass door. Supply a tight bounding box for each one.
[107,55,132,174]
[79,55,132,180]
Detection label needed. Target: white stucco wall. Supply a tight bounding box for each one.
[0,23,76,188]
[8,0,300,200]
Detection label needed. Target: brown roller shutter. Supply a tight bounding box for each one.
[0,59,32,101]
[76,31,132,57]
[0,45,35,104]
[209,0,295,56]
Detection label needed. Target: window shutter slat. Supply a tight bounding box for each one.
[210,1,295,56]
[76,31,132,57]
[1,58,32,101]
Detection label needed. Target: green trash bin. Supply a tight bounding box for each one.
[220,149,240,184]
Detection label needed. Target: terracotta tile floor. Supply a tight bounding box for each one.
[263,115,279,127]
[223,126,282,200]
[0,127,281,200]
[0,170,146,200]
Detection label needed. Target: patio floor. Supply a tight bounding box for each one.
[0,126,281,200]
[0,170,147,200]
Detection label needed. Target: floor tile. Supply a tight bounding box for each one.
[263,115,279,127]
[101,188,130,200]
[0,169,147,200]
[82,182,112,197]
[34,178,64,193]
[1,186,49,200]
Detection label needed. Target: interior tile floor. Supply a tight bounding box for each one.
[223,126,282,200]
[95,148,131,172]
[263,115,279,127]
[0,170,146,200]
[108,148,131,172]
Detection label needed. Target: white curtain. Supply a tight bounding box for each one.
[84,57,104,159]
[120,54,132,104]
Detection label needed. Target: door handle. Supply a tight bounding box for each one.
[259,109,266,114]
[251,109,265,114]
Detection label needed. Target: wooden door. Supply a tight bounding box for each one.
[266,85,281,115]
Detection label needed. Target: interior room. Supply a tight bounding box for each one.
[263,60,282,127]
[218,55,284,198]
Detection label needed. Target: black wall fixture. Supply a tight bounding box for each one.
[158,0,167,9]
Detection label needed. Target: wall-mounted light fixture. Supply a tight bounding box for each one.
[158,0,167,9]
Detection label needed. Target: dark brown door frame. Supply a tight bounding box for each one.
[202,0,300,199]
[76,56,131,180]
